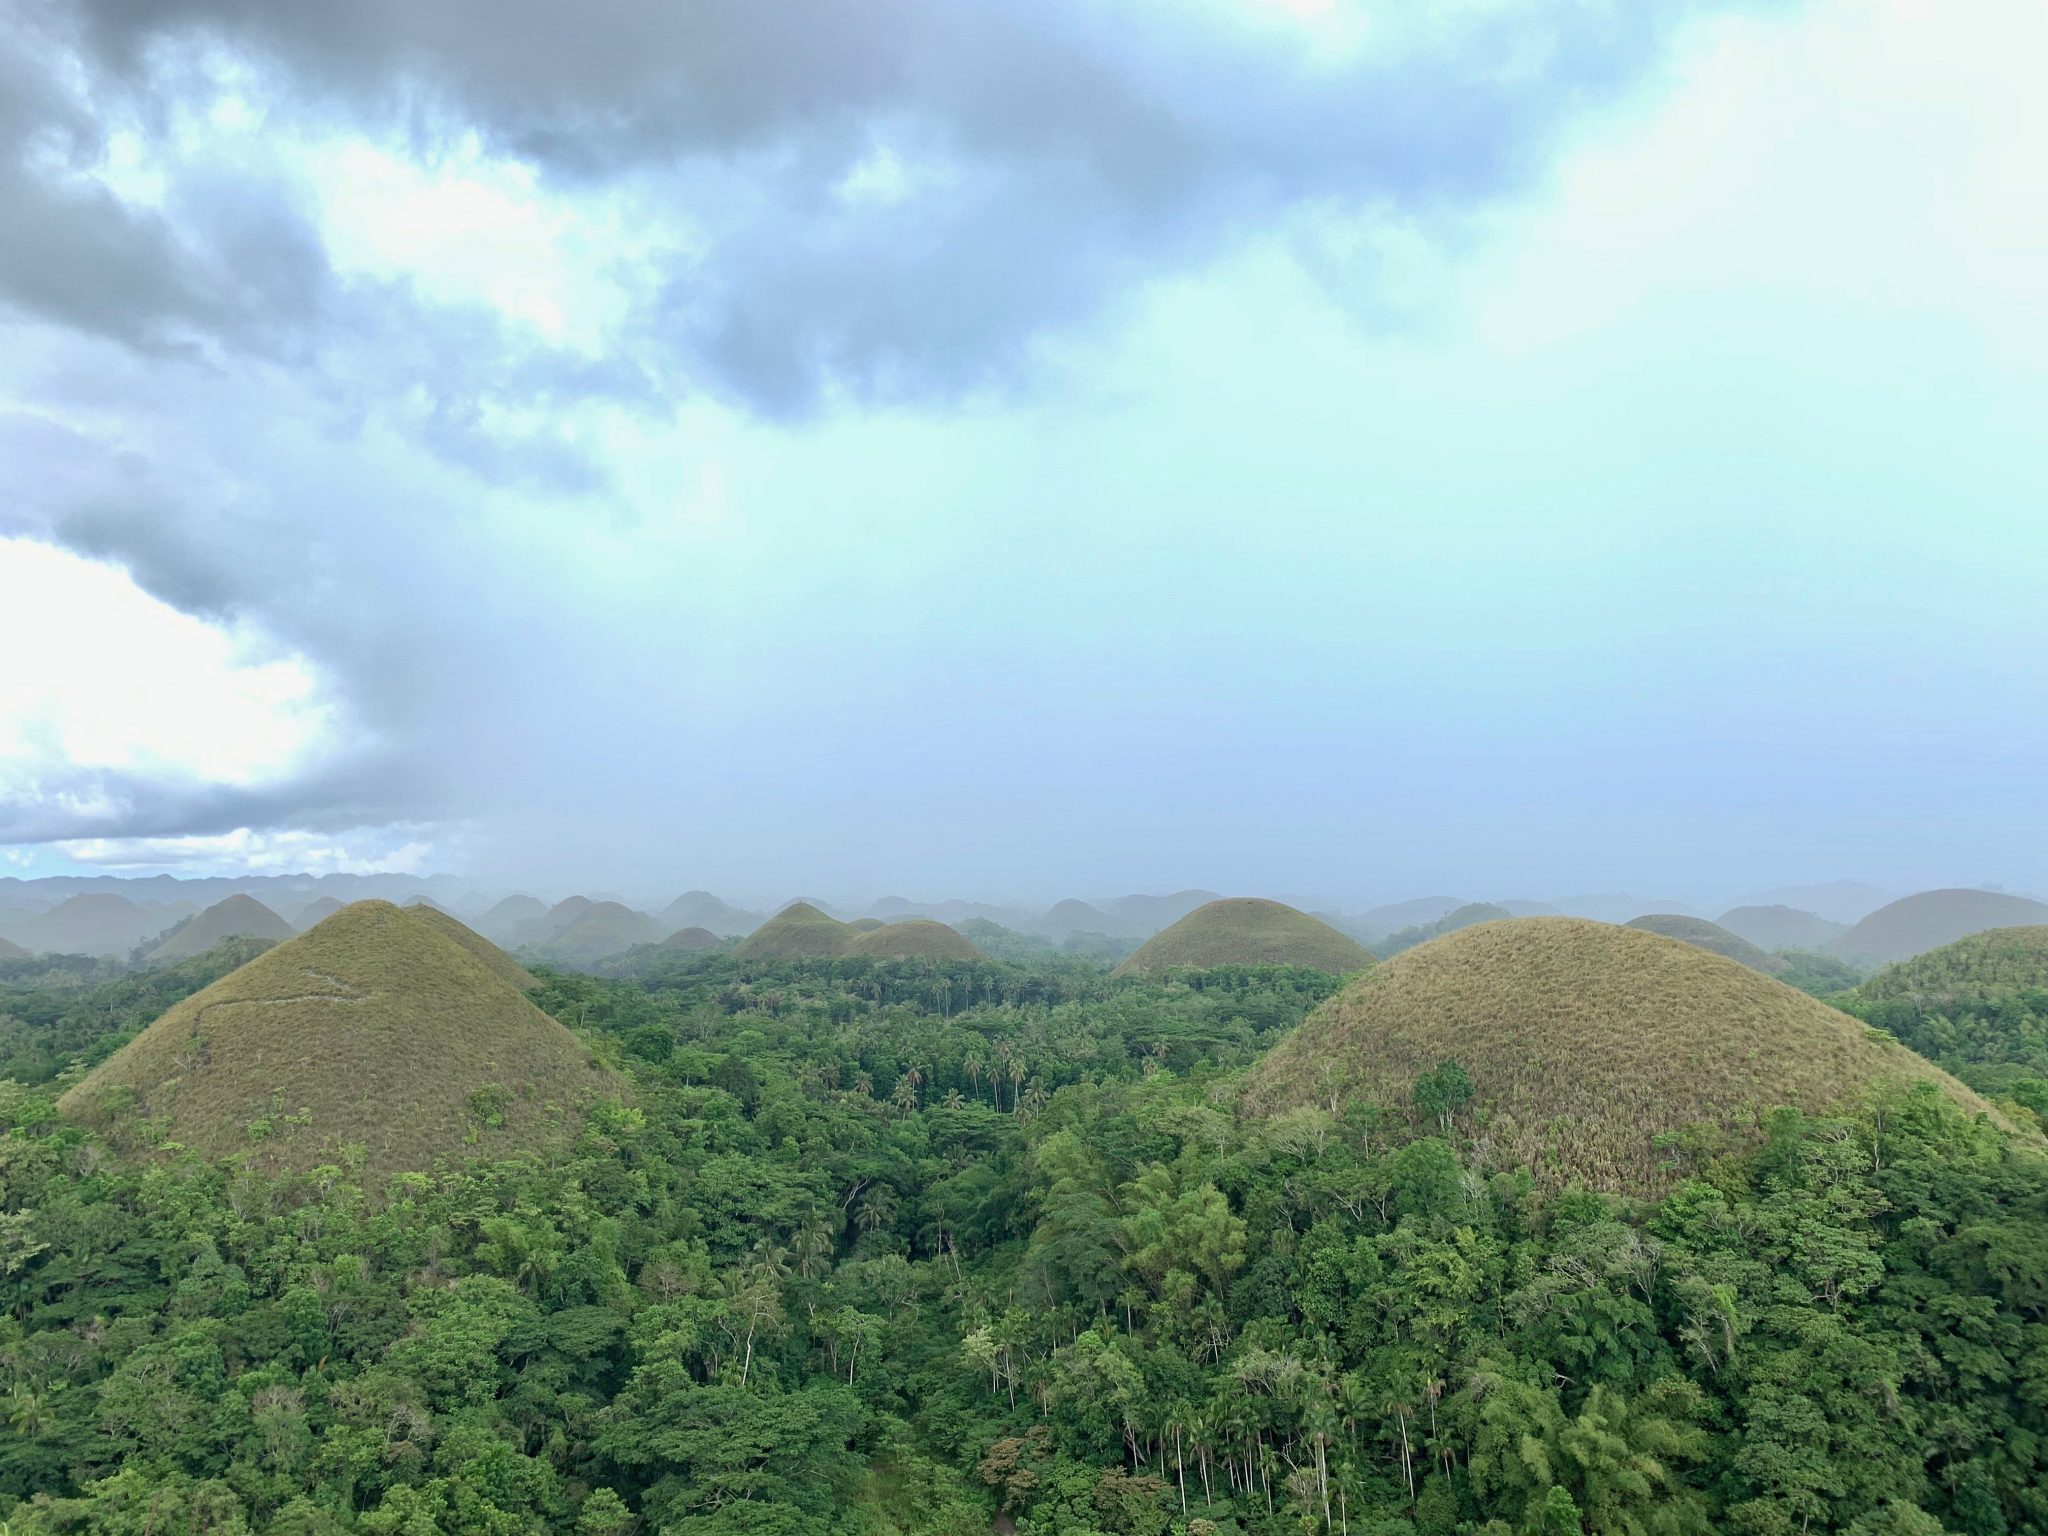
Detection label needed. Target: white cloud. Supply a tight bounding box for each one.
[53,824,444,875]
[0,537,337,801]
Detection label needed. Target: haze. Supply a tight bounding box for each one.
[3,0,2044,909]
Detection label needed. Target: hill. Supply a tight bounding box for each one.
[733,901,856,960]
[1625,913,1785,974]
[1353,896,1466,939]
[14,894,169,956]
[1855,925,2048,1010]
[403,905,539,991]
[285,896,346,931]
[1716,904,1845,952]
[660,890,764,935]
[844,919,987,961]
[1034,899,1115,936]
[1096,889,1222,938]
[59,901,616,1179]
[1243,917,1998,1195]
[1833,889,2048,964]
[0,934,27,960]
[528,896,596,945]
[662,926,724,951]
[147,895,295,963]
[1113,899,1372,975]
[476,894,549,945]
[543,902,664,962]
[1378,902,1513,956]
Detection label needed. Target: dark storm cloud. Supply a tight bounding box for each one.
[5,0,1755,412]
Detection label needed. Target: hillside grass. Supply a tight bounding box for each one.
[59,900,616,1181]
[1114,898,1373,975]
[1625,913,1785,973]
[845,919,988,961]
[1716,903,1845,952]
[1243,916,2006,1195]
[1834,889,2048,963]
[403,904,541,990]
[543,901,664,961]
[734,902,858,960]
[662,926,724,951]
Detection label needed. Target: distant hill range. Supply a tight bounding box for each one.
[1714,904,1845,952]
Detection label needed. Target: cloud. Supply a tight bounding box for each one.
[5,0,1746,413]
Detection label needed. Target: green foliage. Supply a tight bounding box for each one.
[3,939,2046,1536]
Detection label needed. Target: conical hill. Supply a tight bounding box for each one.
[59,901,614,1179]
[1244,917,2003,1195]
[1624,913,1784,974]
[147,895,295,962]
[845,919,987,960]
[1114,898,1373,975]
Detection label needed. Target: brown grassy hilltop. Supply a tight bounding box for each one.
[286,896,346,931]
[733,902,858,960]
[1625,913,1786,973]
[147,895,295,963]
[1833,889,2048,964]
[402,903,540,990]
[1243,916,2000,1195]
[1114,898,1373,975]
[662,926,724,951]
[845,919,987,960]
[59,900,615,1180]
[0,934,27,960]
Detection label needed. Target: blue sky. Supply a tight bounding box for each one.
[1,0,2043,907]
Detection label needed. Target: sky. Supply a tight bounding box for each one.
[1,0,2044,909]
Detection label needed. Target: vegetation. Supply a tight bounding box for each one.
[1716,904,1845,952]
[846,920,989,962]
[1625,914,1785,974]
[1244,917,2003,1194]
[1845,926,2048,1111]
[1375,902,1512,957]
[403,906,541,991]
[734,901,861,960]
[1114,899,1373,975]
[4,933,2047,1536]
[1833,888,2048,964]
[57,901,616,1180]
[663,926,725,951]
[147,895,296,962]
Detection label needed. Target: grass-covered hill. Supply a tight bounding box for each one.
[284,895,345,931]
[1113,898,1372,975]
[543,901,664,962]
[12,893,169,956]
[659,890,764,935]
[1033,898,1115,936]
[1855,924,2048,1009]
[0,934,26,960]
[733,901,857,960]
[477,894,550,945]
[1843,927,2048,1094]
[58,900,615,1179]
[661,926,723,951]
[844,919,988,961]
[404,904,540,991]
[1243,916,1996,1194]
[1375,901,1512,956]
[146,894,295,962]
[532,895,595,943]
[1624,913,1785,974]
[1832,888,2048,963]
[1715,903,1845,952]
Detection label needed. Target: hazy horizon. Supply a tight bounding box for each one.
[4,1,2044,902]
